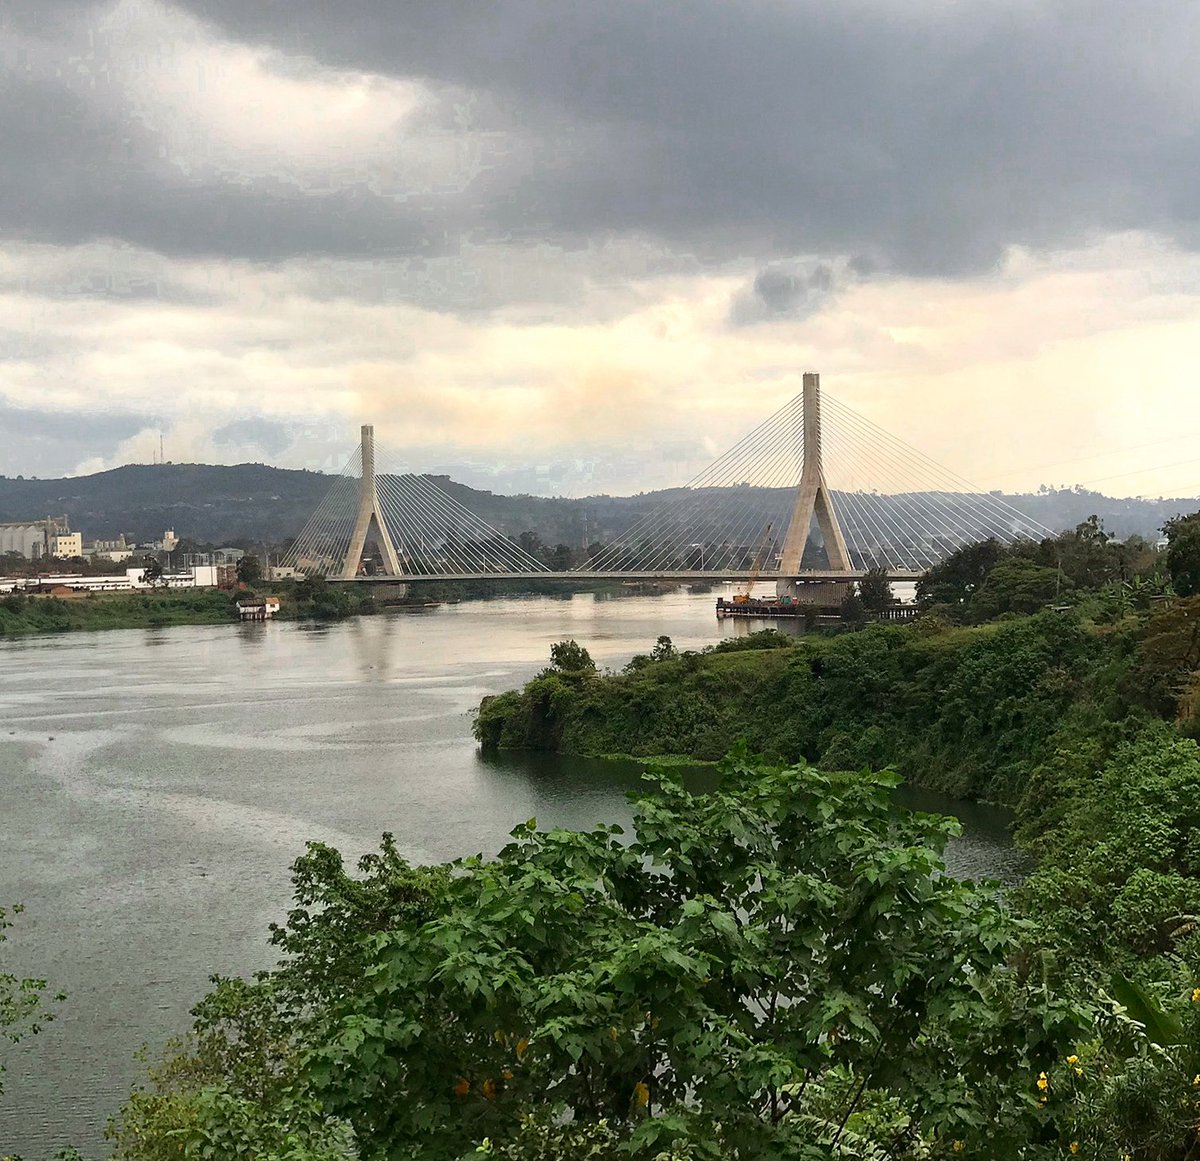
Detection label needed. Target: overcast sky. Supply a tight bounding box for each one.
[3,0,1200,497]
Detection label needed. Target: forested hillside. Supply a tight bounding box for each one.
[0,461,1193,546]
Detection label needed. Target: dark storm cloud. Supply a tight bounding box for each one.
[165,0,1200,275]
[212,417,293,456]
[0,64,441,262]
[729,263,840,326]
[0,400,151,477]
[8,0,1200,277]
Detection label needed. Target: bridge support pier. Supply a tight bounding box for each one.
[776,372,852,601]
[341,424,402,580]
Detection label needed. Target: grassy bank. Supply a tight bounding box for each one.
[0,580,382,636]
[0,588,240,634]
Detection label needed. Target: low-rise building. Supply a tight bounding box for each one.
[20,565,222,593]
[54,532,83,558]
[86,535,134,563]
[235,595,281,620]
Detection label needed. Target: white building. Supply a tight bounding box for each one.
[26,565,221,593]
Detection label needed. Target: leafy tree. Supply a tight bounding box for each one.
[295,575,328,603]
[140,557,165,589]
[1164,512,1200,598]
[857,566,893,613]
[650,635,677,662]
[517,531,544,559]
[107,838,443,1161]
[548,639,595,676]
[1130,594,1200,718]
[838,590,866,626]
[297,756,1087,1158]
[1026,515,1123,591]
[970,556,1065,620]
[237,554,263,588]
[1017,729,1200,959]
[108,758,1101,1159]
[915,538,1006,612]
[293,574,354,620]
[1,904,61,1098]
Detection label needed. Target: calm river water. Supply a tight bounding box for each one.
[0,590,1023,1157]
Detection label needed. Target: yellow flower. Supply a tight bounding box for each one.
[952,1142,964,1153]
[482,1078,496,1100]
[515,1037,529,1060]
[1066,1054,1079,1066]
[1069,1143,1080,1155]
[1074,1067,1083,1077]
[633,1081,650,1107]
[1192,987,1200,1003]
[1193,1074,1200,1087]
[1037,1072,1049,1093]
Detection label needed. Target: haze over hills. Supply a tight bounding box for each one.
[0,462,1195,550]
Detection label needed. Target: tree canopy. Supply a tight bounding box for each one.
[105,756,1107,1160]
[1164,513,1200,598]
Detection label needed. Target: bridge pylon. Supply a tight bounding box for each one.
[776,372,851,599]
[340,424,402,579]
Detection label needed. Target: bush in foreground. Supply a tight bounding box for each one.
[107,754,1108,1160]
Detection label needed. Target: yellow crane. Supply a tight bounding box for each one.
[733,522,774,604]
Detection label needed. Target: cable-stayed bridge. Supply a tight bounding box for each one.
[278,373,1053,598]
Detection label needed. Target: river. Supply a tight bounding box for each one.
[0,589,1023,1157]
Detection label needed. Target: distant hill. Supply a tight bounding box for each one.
[0,463,1195,548]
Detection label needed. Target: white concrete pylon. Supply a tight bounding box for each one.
[340,424,402,579]
[776,373,851,595]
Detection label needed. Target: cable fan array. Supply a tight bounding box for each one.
[585,395,806,573]
[819,395,1054,571]
[584,391,1054,574]
[279,445,548,577]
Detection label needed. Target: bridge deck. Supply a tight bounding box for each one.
[336,569,925,585]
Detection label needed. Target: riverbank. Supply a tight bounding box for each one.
[0,588,241,634]
[0,577,659,637]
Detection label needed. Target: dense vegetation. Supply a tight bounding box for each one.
[22,750,1200,1160]
[0,589,240,634]
[11,514,1200,1157]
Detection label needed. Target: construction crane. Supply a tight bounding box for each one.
[733,523,774,604]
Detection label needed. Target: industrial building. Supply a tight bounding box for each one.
[0,516,70,560]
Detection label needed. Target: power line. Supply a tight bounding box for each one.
[980,431,1200,488]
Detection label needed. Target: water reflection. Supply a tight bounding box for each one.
[477,751,1026,884]
[235,622,267,647]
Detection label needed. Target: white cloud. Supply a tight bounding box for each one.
[4,231,1200,498]
[96,0,435,187]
